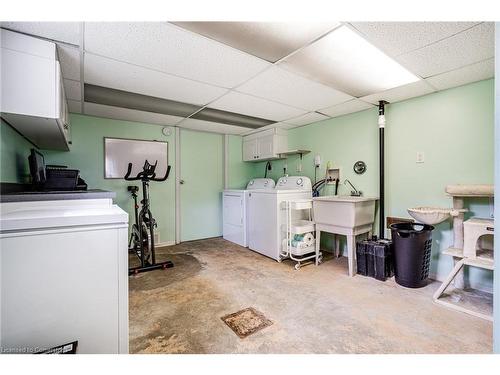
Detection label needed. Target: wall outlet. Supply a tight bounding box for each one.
[416,151,425,163]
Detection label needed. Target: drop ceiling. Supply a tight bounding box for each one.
[0,21,494,135]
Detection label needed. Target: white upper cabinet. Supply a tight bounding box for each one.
[1,29,71,151]
[242,128,288,161]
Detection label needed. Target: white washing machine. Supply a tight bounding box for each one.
[222,178,275,247]
[247,176,312,260]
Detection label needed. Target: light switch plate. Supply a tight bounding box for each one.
[416,151,425,163]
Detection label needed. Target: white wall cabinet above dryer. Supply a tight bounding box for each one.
[1,29,71,151]
[242,128,288,161]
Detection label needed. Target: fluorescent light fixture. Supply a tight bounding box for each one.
[192,107,274,129]
[280,25,420,97]
[173,22,340,62]
[84,84,200,117]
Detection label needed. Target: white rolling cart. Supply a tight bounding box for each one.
[280,199,322,270]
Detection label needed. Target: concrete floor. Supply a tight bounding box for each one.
[129,238,492,354]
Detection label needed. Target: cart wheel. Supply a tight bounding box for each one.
[295,263,301,270]
[318,256,323,264]
[277,258,282,263]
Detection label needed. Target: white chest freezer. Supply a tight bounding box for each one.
[0,196,129,354]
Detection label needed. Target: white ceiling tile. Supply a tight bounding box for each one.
[240,123,289,136]
[425,58,494,91]
[280,25,419,97]
[83,102,184,126]
[177,118,248,135]
[172,22,339,62]
[67,100,82,114]
[350,22,480,57]
[1,22,81,45]
[209,91,307,122]
[284,112,329,125]
[63,79,81,101]
[319,99,374,118]
[84,53,227,106]
[57,44,80,81]
[396,22,494,78]
[237,66,353,111]
[273,122,298,129]
[84,22,270,88]
[360,80,435,105]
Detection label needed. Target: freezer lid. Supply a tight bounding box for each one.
[0,199,128,232]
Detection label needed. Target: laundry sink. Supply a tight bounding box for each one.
[313,195,378,228]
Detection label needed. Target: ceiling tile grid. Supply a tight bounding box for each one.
[360,80,436,105]
[84,22,271,89]
[425,58,494,91]
[84,52,228,106]
[1,21,495,134]
[279,25,419,97]
[320,99,375,118]
[349,22,480,57]
[172,22,339,63]
[176,117,249,135]
[1,22,81,45]
[63,79,82,101]
[236,66,353,111]
[395,22,494,78]
[83,102,185,126]
[208,91,308,122]
[57,44,81,81]
[283,112,330,126]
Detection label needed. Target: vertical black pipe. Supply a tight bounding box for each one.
[378,101,387,239]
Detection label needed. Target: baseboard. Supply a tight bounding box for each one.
[155,241,176,248]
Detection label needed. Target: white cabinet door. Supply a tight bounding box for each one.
[243,138,258,161]
[256,134,275,160]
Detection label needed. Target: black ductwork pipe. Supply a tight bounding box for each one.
[378,100,388,239]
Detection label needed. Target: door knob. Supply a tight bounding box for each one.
[179,179,185,184]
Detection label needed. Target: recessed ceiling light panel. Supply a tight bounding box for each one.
[280,25,420,97]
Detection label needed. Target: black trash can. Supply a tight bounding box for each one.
[390,222,434,288]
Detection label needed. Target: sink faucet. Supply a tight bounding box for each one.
[344,179,362,196]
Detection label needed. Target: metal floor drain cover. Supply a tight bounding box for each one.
[221,307,273,338]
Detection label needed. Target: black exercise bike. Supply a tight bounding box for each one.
[124,160,174,275]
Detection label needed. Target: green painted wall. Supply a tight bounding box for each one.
[42,114,177,245]
[0,120,33,183]
[227,135,258,189]
[251,79,494,290]
[0,115,250,245]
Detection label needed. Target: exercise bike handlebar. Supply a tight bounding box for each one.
[124,161,171,182]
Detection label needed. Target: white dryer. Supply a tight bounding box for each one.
[247,176,312,260]
[222,178,275,247]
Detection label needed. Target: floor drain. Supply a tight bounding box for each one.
[221,307,273,338]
